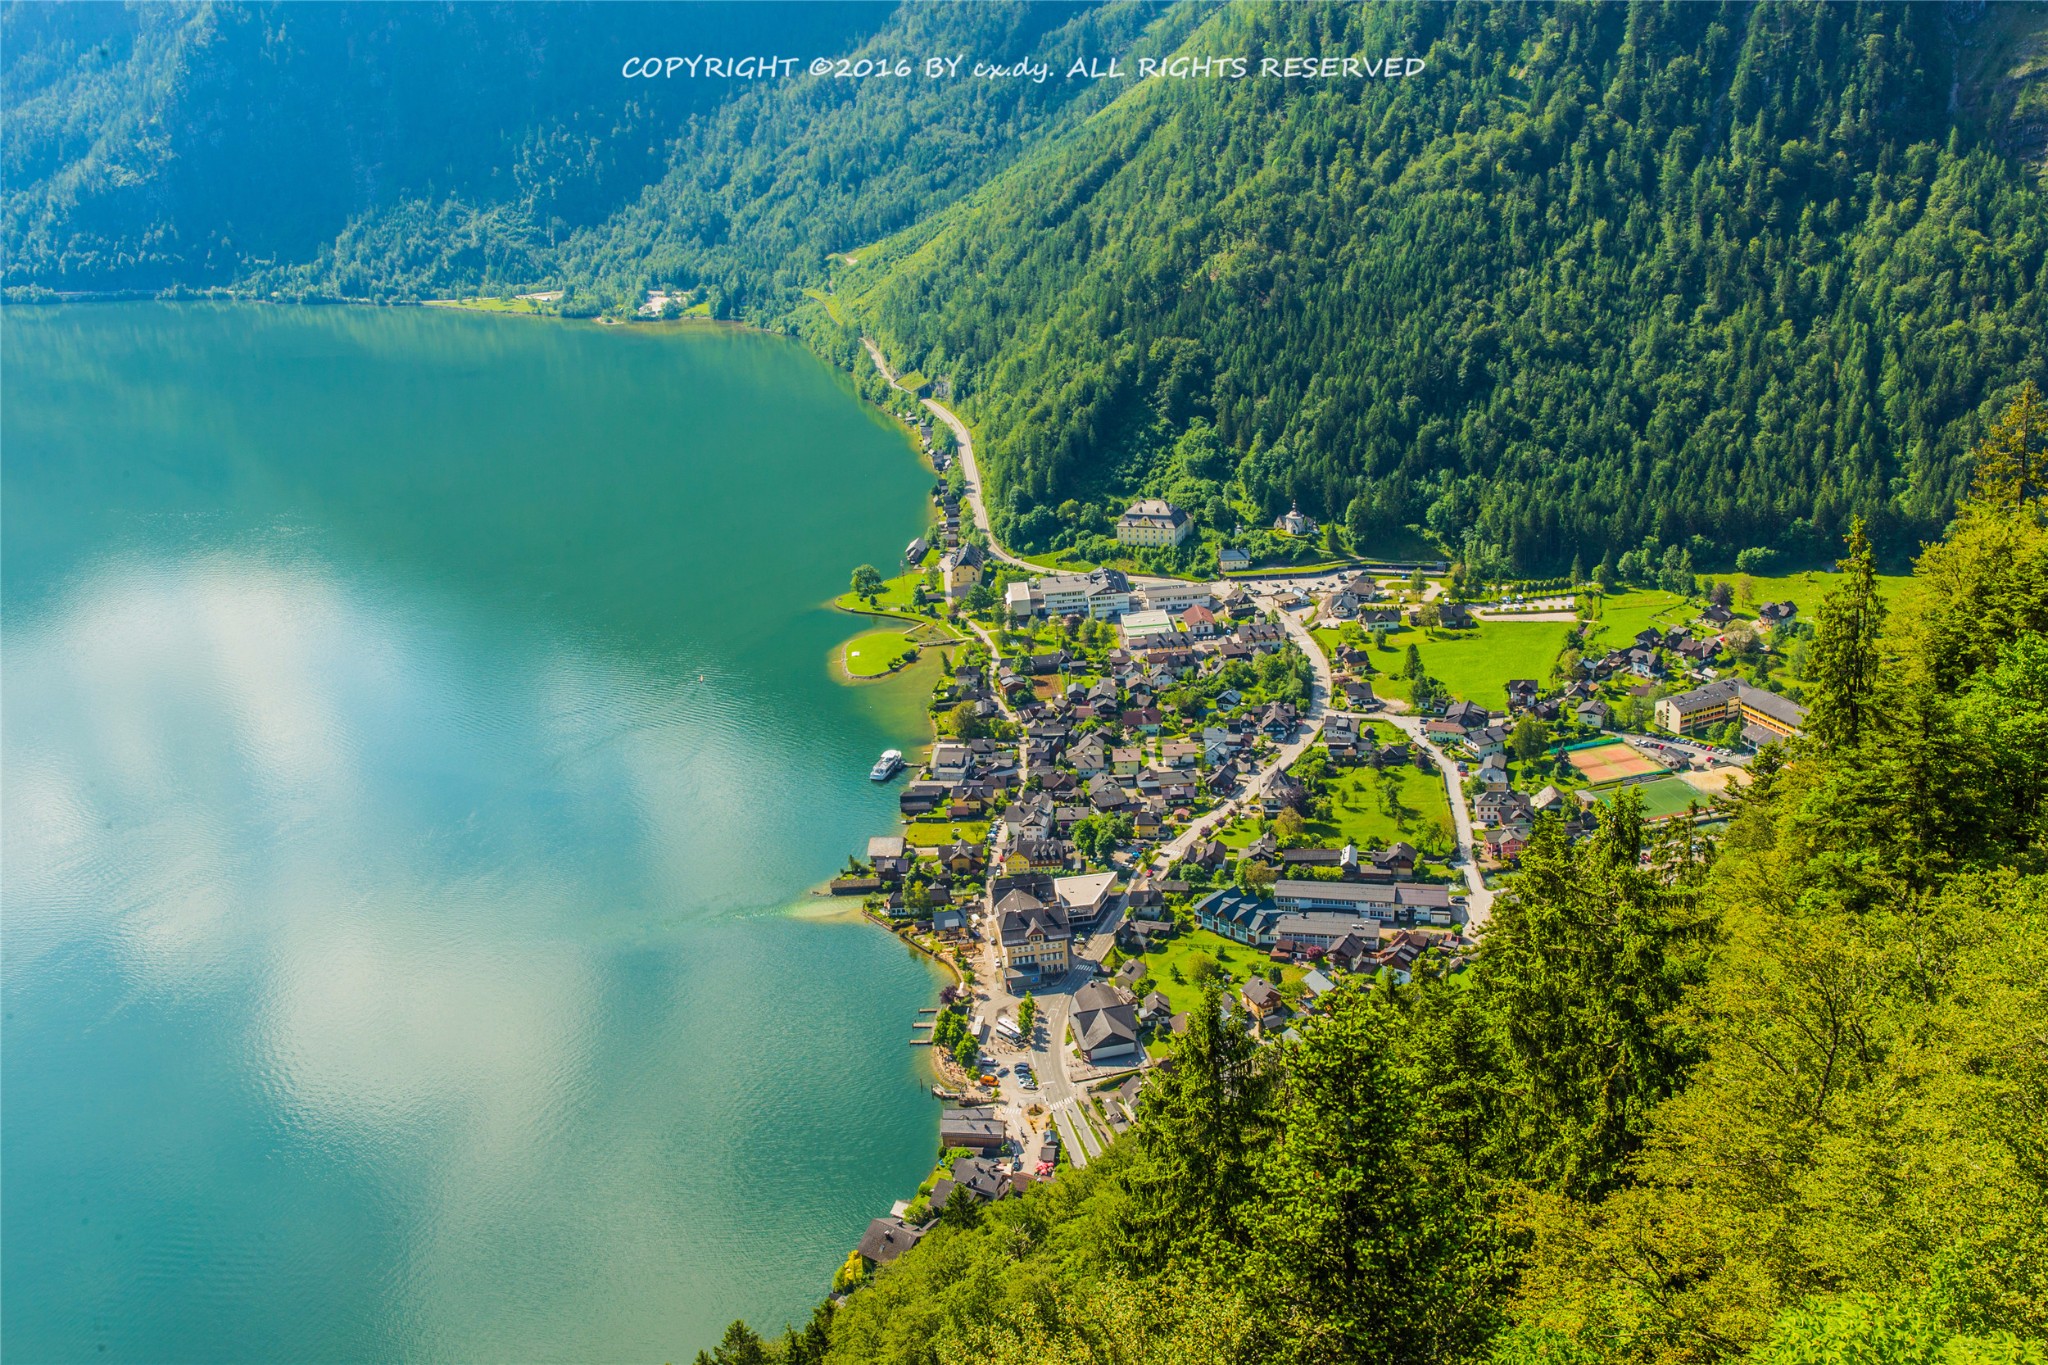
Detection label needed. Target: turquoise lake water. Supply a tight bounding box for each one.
[1,304,944,1362]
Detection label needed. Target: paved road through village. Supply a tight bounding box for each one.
[863,334,1496,1138]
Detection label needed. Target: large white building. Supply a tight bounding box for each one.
[1136,580,1214,614]
[1117,499,1192,548]
[1029,568,1134,620]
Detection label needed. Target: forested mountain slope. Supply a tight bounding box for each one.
[845,1,2048,571]
[0,1,895,291]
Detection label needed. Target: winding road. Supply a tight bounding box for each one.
[863,337,1038,574]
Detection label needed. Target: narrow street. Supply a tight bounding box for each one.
[1384,712,1494,932]
[1151,591,1329,872]
[962,618,1020,724]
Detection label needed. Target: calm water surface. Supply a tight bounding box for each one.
[2,304,943,1362]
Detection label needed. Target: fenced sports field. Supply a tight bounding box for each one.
[1587,774,1711,821]
[1563,739,1666,783]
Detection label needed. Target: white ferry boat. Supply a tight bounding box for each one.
[869,749,904,782]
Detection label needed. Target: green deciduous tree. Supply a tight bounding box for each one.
[1243,987,1494,1361]
[1120,982,1269,1271]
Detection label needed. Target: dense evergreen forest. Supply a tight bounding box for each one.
[847,2,2048,571]
[6,2,2046,571]
[0,1,895,291]
[693,389,2048,1365]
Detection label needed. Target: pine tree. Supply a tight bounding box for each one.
[1470,793,1708,1196]
[694,1321,769,1365]
[1244,986,1488,1357]
[1971,381,2048,509]
[1806,518,1887,754]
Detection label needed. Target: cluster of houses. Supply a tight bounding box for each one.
[1236,922,1465,1026]
[1320,714,1416,767]
[857,1063,1145,1275]
[855,1107,1049,1273]
[1581,624,1728,685]
[848,586,1329,924]
[1573,601,1806,742]
[1187,884,1470,989]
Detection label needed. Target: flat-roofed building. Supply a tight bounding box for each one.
[1272,878,1455,926]
[1136,580,1213,614]
[1037,568,1134,620]
[1120,608,1179,647]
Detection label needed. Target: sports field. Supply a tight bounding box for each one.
[1565,739,1666,783]
[1589,774,1709,821]
[1679,766,1749,798]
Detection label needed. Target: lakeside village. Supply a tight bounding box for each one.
[824,457,1818,1294]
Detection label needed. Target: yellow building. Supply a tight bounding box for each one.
[1655,678,1807,742]
[995,889,1072,978]
[1116,499,1191,548]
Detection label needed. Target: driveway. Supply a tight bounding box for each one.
[1384,713,1494,933]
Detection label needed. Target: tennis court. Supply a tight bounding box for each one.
[1564,739,1666,783]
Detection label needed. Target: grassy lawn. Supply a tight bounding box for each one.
[1390,620,1574,709]
[1314,627,1409,692]
[1587,774,1710,820]
[1301,762,1455,849]
[843,628,920,677]
[1578,588,1697,648]
[1211,739,1453,851]
[1719,569,1918,620]
[1313,625,1399,666]
[903,820,989,847]
[802,288,848,325]
[424,296,558,315]
[834,567,927,615]
[1128,927,1306,1025]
